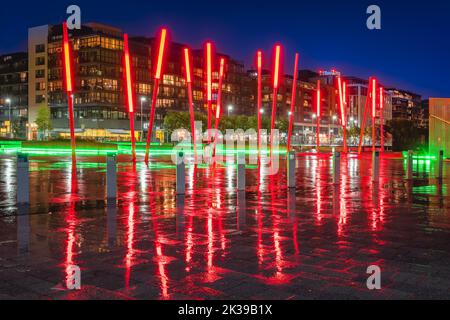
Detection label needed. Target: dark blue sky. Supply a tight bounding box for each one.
[1,0,449,98]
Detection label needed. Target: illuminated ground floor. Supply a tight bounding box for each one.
[0,153,449,299]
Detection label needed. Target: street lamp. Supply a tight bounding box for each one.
[227,105,233,116]
[260,108,265,114]
[140,96,147,142]
[5,98,11,138]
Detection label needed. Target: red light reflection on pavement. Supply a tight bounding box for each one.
[125,202,135,289]
[5,152,449,300]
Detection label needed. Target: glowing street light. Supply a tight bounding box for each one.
[270,45,282,156]
[62,22,76,159]
[183,47,197,163]
[337,76,348,152]
[145,28,168,165]
[205,42,214,141]
[256,50,263,153]
[371,78,377,152]
[316,80,321,151]
[123,33,136,161]
[287,53,299,151]
[227,105,233,116]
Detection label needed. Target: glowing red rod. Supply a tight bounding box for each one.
[213,58,226,159]
[337,77,347,153]
[343,81,348,152]
[123,34,136,162]
[145,28,167,164]
[62,22,76,159]
[287,53,299,151]
[205,42,213,141]
[183,48,197,163]
[358,77,373,154]
[371,78,377,152]
[270,45,282,156]
[316,79,321,151]
[379,86,384,152]
[256,51,262,153]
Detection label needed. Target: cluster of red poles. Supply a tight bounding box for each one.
[61,23,385,165]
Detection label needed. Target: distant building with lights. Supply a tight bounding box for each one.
[27,23,246,141]
[0,52,28,138]
[0,21,428,144]
[386,88,423,126]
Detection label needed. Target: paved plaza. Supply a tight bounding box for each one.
[0,153,449,299]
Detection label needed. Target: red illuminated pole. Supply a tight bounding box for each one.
[358,77,373,154]
[337,77,348,153]
[316,80,321,152]
[213,58,226,159]
[205,42,213,142]
[343,81,348,153]
[256,51,262,153]
[287,53,299,151]
[270,45,281,155]
[62,22,76,160]
[371,78,377,153]
[124,34,136,162]
[145,28,167,165]
[379,87,384,152]
[183,48,197,163]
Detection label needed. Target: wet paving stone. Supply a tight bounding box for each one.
[0,153,449,299]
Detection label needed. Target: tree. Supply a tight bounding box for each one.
[12,120,26,139]
[276,118,289,134]
[163,111,208,136]
[35,106,52,140]
[385,119,428,152]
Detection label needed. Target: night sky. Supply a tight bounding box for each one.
[1,0,449,98]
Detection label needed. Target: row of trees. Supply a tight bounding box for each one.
[30,108,429,152]
[163,111,288,135]
[163,111,428,151]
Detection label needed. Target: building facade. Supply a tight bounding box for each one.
[28,23,247,141]
[0,52,28,138]
[387,88,422,124]
[429,98,449,158]
[0,21,413,144]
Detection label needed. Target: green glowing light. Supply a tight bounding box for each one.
[413,185,447,195]
[402,151,437,161]
[0,140,287,157]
